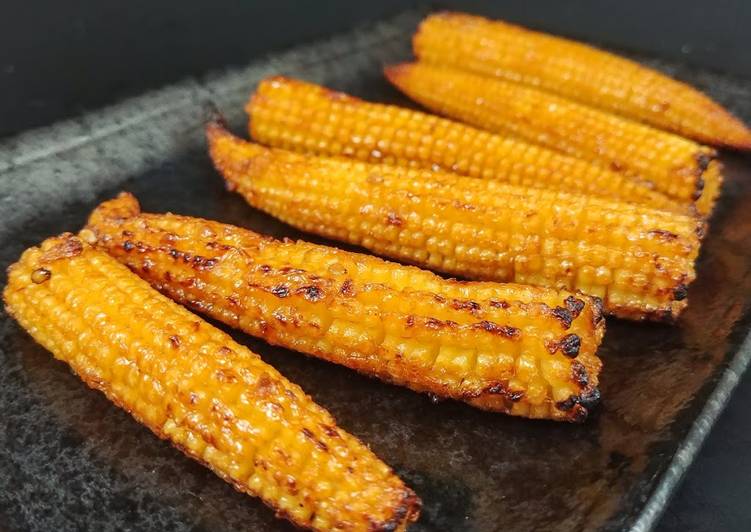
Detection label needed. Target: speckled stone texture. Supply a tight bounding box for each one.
[2,9,751,532]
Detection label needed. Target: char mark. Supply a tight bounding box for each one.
[648,229,679,241]
[374,488,422,532]
[571,361,589,387]
[386,212,404,226]
[559,334,581,358]
[695,152,713,173]
[673,284,688,301]
[450,299,481,314]
[564,295,585,318]
[270,284,290,298]
[424,317,458,330]
[552,306,574,329]
[474,320,520,339]
[296,285,324,302]
[301,427,329,452]
[556,387,601,421]
[339,279,355,297]
[477,383,524,403]
[693,176,705,200]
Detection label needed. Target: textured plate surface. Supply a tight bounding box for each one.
[2,9,751,532]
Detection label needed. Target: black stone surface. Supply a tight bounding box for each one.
[1,4,750,531]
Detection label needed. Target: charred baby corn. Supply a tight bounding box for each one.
[85,193,604,422]
[247,76,682,213]
[386,63,722,215]
[3,234,420,531]
[208,120,704,321]
[413,12,751,149]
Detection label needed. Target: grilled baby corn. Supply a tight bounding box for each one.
[3,234,420,531]
[386,63,722,215]
[247,76,682,213]
[208,120,704,321]
[413,12,751,149]
[85,193,604,422]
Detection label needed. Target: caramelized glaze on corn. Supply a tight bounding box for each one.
[247,76,682,213]
[208,121,704,321]
[85,193,604,422]
[3,234,420,531]
[386,63,722,215]
[413,12,751,149]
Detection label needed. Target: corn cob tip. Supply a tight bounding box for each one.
[205,117,248,149]
[205,108,230,139]
[383,63,412,82]
[383,64,422,98]
[3,233,87,314]
[205,114,239,180]
[85,192,141,231]
[696,103,751,151]
[723,124,751,151]
[383,63,420,98]
[26,233,86,268]
[206,120,273,193]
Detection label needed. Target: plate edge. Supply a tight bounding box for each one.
[629,329,751,532]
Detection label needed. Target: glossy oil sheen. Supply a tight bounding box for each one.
[1,9,751,532]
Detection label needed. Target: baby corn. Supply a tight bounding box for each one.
[247,76,682,213]
[386,63,722,215]
[413,12,751,149]
[208,120,704,321]
[3,234,420,531]
[85,193,604,422]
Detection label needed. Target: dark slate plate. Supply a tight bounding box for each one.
[1,9,750,532]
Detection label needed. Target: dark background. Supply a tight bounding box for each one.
[1,1,749,530]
